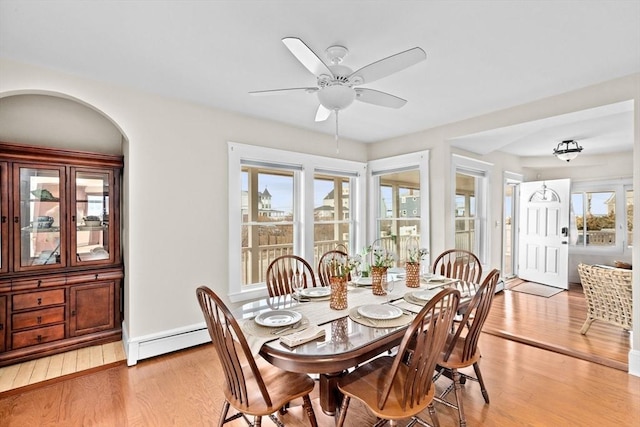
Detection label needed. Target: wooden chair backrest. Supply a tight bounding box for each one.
[317,250,349,287]
[432,249,483,284]
[266,255,317,297]
[443,269,500,364]
[196,286,271,408]
[378,288,460,411]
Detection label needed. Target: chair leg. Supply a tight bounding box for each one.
[428,402,440,427]
[218,401,230,427]
[472,362,490,404]
[451,369,467,427]
[302,394,318,427]
[580,318,594,334]
[336,396,351,427]
[254,415,262,426]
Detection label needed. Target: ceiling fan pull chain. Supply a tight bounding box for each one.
[335,109,340,153]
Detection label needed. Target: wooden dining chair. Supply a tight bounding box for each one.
[266,255,318,297]
[432,249,482,284]
[317,249,349,287]
[196,286,318,427]
[433,269,500,427]
[336,288,461,427]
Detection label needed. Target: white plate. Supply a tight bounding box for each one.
[353,277,372,286]
[255,310,302,327]
[300,287,331,298]
[357,304,403,320]
[422,274,447,283]
[412,289,440,301]
[388,267,405,275]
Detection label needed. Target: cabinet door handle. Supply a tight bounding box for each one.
[14,216,19,223]
[0,324,3,331]
[72,215,76,222]
[71,310,76,317]
[1,215,6,223]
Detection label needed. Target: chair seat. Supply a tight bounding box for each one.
[438,337,481,370]
[338,355,435,421]
[228,356,316,416]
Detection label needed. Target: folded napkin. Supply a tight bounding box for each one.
[279,325,325,348]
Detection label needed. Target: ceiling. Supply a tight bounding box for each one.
[1,1,639,157]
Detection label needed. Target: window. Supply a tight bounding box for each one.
[369,151,429,265]
[229,143,365,301]
[314,174,353,265]
[451,155,492,265]
[570,180,632,251]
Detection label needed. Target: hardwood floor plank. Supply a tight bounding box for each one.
[60,349,77,376]
[0,364,20,393]
[44,353,64,381]
[28,357,50,385]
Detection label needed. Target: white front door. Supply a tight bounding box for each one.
[518,179,570,289]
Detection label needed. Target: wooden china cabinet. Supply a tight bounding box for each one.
[0,142,123,367]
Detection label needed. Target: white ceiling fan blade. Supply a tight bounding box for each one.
[355,88,407,108]
[349,47,426,85]
[249,87,318,96]
[315,104,331,122]
[282,37,334,77]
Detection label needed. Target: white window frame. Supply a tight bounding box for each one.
[368,151,430,264]
[451,154,492,267]
[570,178,632,255]
[228,142,366,302]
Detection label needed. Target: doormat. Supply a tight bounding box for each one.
[509,282,564,298]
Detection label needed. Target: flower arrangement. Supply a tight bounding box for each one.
[326,253,362,278]
[365,243,396,268]
[407,247,429,263]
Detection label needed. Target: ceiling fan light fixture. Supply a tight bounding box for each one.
[317,85,356,111]
[553,139,583,162]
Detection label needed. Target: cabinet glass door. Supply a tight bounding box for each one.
[71,169,114,265]
[15,165,66,271]
[0,162,8,274]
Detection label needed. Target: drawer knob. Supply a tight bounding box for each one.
[38,280,42,287]
[37,316,42,324]
[37,335,42,343]
[37,297,42,305]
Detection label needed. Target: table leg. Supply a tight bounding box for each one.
[319,371,347,415]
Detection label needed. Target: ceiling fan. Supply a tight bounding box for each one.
[250,37,426,149]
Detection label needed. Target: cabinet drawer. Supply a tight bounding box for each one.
[11,276,66,291]
[12,306,65,330]
[12,289,65,310]
[66,270,123,285]
[12,324,65,349]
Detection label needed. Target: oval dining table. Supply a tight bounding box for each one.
[232,277,470,415]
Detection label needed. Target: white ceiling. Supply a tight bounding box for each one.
[1,1,639,156]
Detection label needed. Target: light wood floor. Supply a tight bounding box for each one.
[485,280,630,371]
[0,341,126,394]
[0,282,636,425]
[1,333,638,426]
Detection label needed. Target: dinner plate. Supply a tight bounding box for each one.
[412,289,440,301]
[357,304,403,320]
[422,274,447,283]
[300,287,331,298]
[353,277,372,286]
[254,310,302,327]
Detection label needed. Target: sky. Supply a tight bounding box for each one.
[242,172,334,213]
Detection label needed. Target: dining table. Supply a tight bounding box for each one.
[232,273,472,415]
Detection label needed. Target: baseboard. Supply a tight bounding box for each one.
[123,321,211,366]
[629,348,640,377]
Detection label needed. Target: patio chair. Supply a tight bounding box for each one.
[434,269,500,427]
[336,288,460,427]
[577,263,632,334]
[196,286,318,426]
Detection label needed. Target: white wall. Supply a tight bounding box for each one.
[1,58,638,375]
